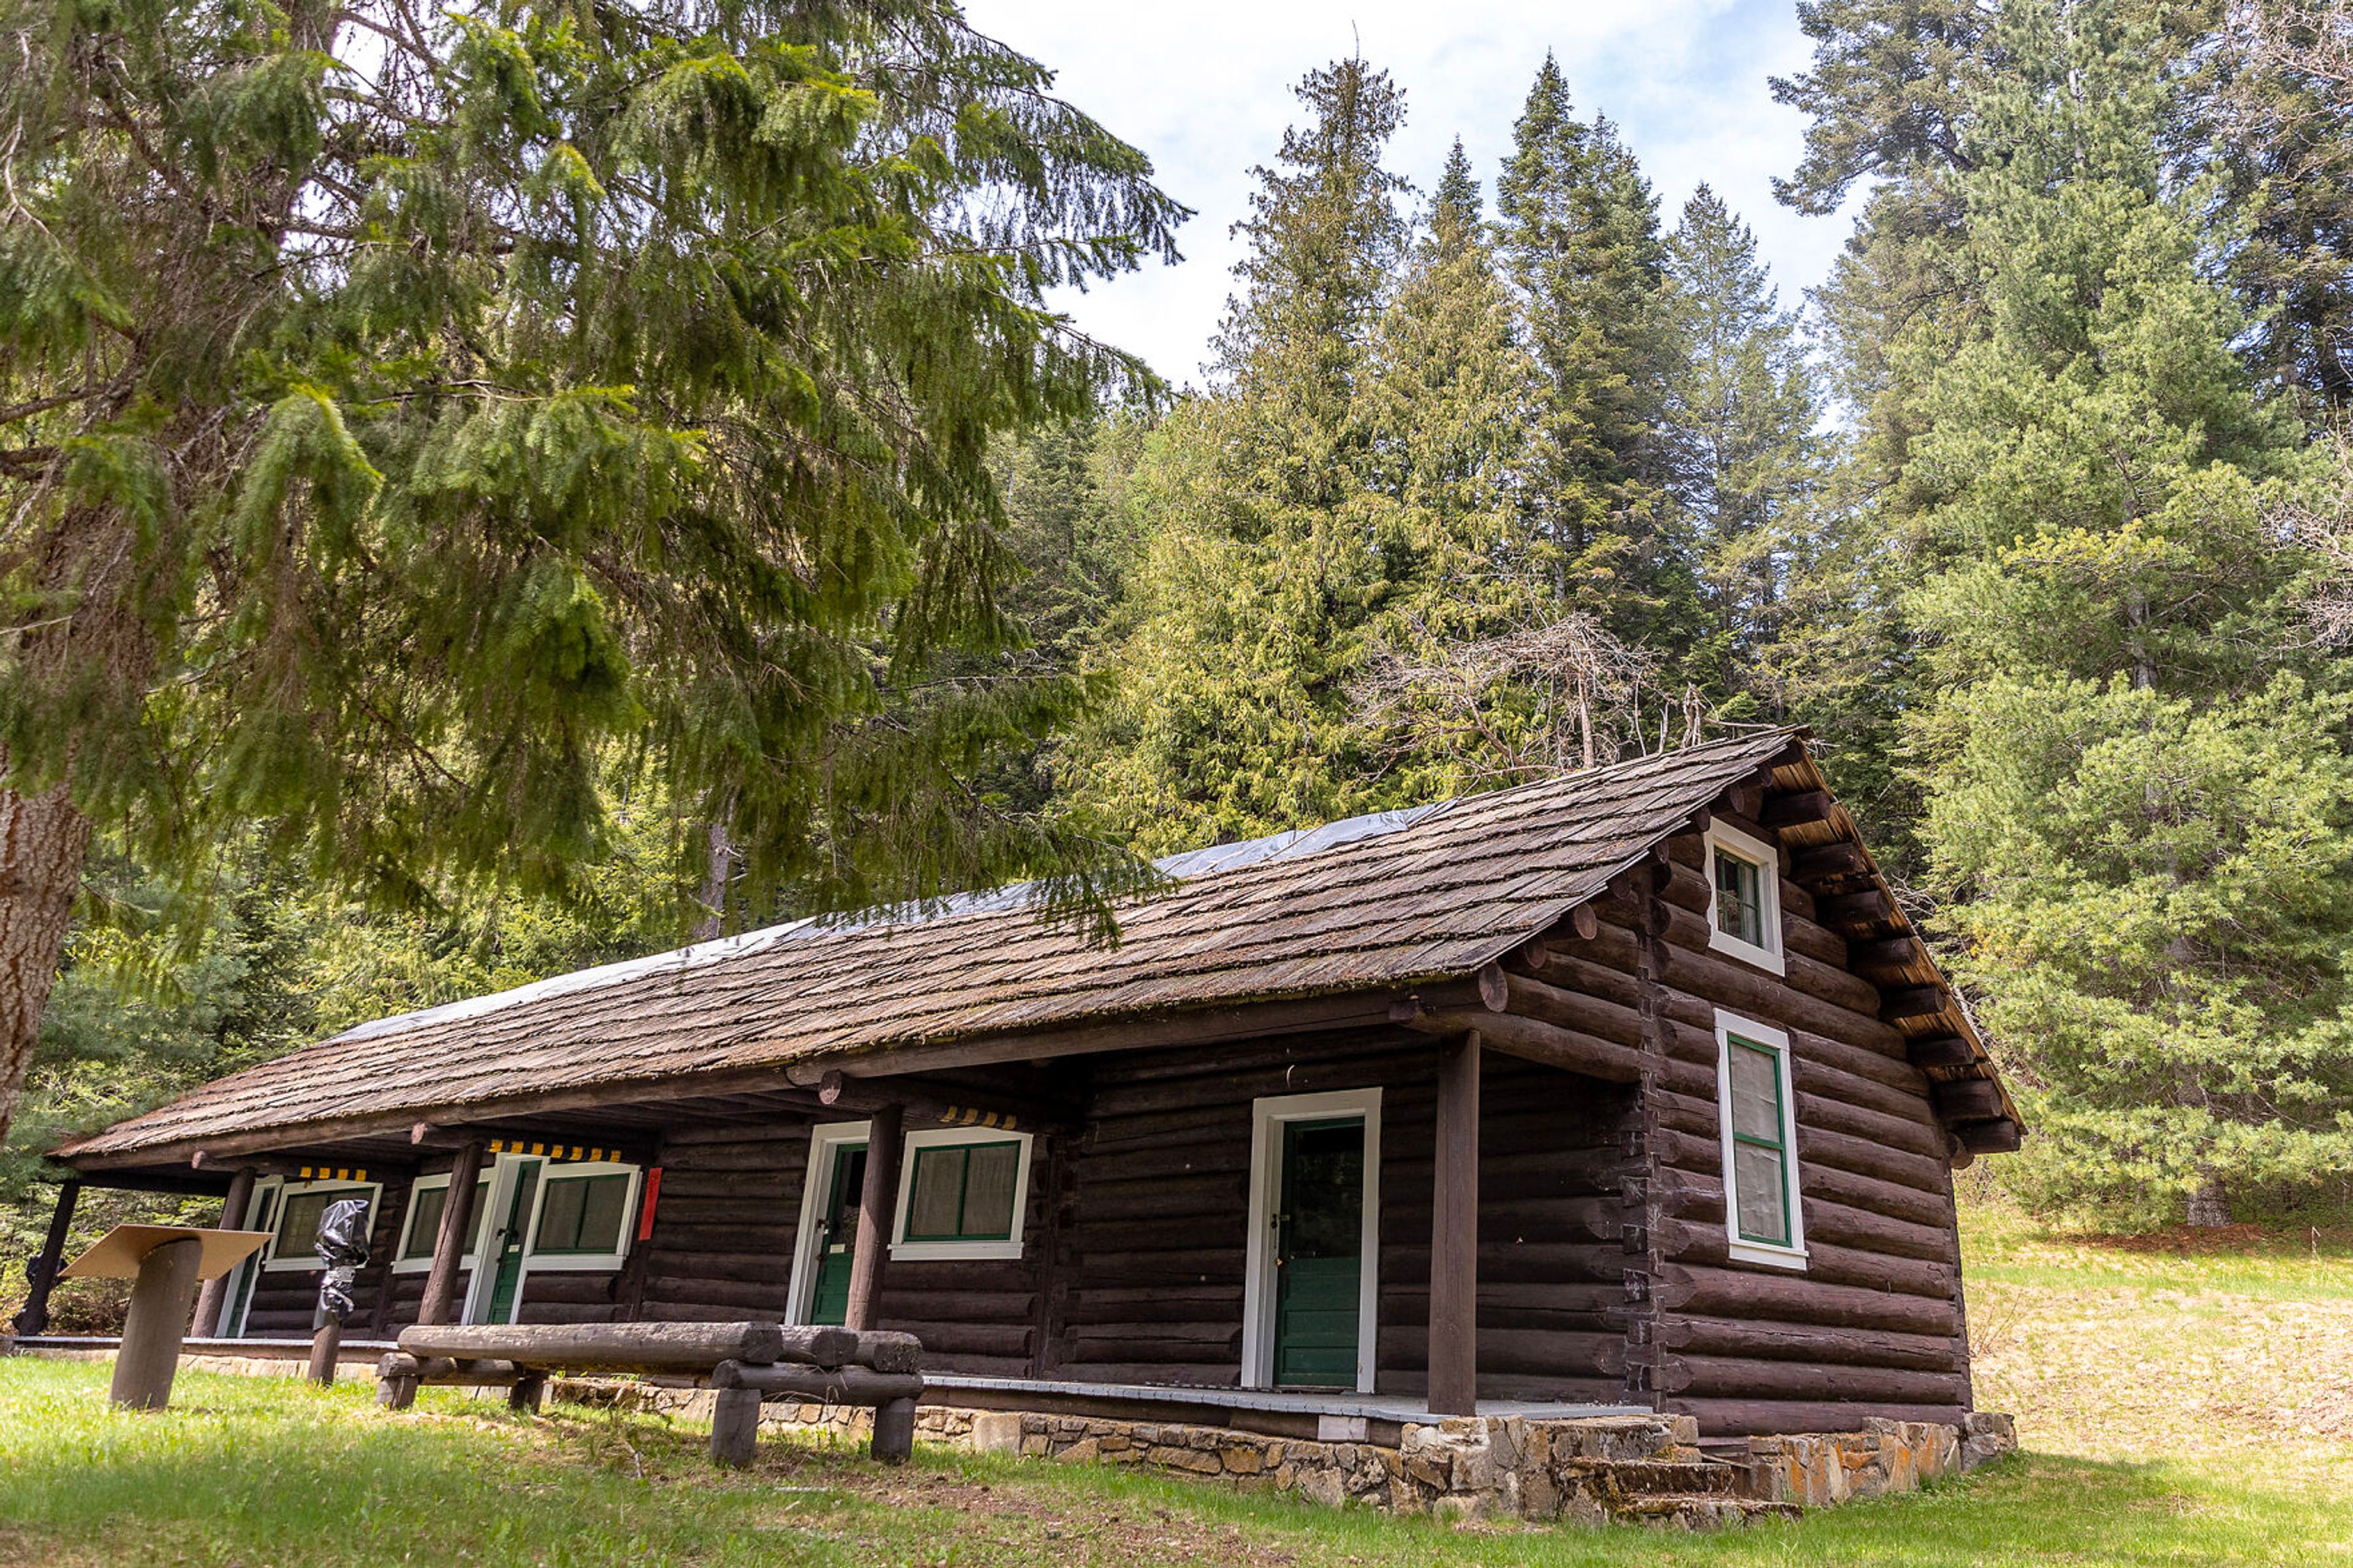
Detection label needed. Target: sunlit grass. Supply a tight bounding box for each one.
[0,1199,2346,1565]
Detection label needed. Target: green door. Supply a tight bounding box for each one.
[480,1160,542,1325]
[808,1145,867,1326]
[1272,1117,1365,1388]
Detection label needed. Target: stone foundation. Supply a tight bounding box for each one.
[555,1379,2017,1528]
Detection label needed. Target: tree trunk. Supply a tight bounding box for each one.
[2186,1172,2231,1229]
[0,782,93,1146]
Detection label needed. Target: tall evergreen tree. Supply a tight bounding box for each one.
[1659,187,1825,713]
[0,0,1187,1141]
[1493,58,1688,656]
[1064,59,1409,852]
[1900,0,2353,1225]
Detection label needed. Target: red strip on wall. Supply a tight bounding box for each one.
[637,1166,662,1242]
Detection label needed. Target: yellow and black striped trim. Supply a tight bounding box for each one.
[936,1107,1018,1131]
[296,1166,367,1182]
[484,1139,624,1164]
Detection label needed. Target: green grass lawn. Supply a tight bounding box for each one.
[1,1205,2347,1566]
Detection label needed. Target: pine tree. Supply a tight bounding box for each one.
[1658,187,1825,713]
[1900,0,2353,1225]
[1493,59,1689,657]
[0,0,1188,1141]
[1062,58,1410,854]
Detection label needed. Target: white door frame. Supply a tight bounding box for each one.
[784,1121,871,1326]
[460,1152,545,1325]
[1241,1087,1382,1393]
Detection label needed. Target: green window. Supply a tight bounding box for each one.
[1715,849,1765,948]
[274,1186,374,1260]
[531,1173,632,1256]
[903,1140,1021,1242]
[400,1177,490,1260]
[1727,1039,1793,1246]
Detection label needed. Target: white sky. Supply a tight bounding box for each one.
[960,0,1855,387]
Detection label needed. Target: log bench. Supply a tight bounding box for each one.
[376,1321,923,1464]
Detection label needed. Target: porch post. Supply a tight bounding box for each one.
[9,1178,81,1338]
[844,1102,904,1331]
[188,1167,256,1338]
[1428,1031,1480,1416]
[417,1137,488,1327]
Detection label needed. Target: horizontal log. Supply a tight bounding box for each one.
[711,1361,925,1403]
[1779,912,1847,968]
[1517,944,1645,1012]
[1786,1052,1937,1133]
[1906,1036,1980,1070]
[1661,1314,1964,1373]
[1931,1079,2006,1122]
[1791,843,1869,883]
[377,1353,521,1386]
[1817,890,1897,928]
[1657,1223,1954,1299]
[1798,1119,1959,1192]
[1881,987,1950,1025]
[1850,936,1924,972]
[639,1278,790,1314]
[1651,1264,1961,1336]
[1797,1160,1956,1233]
[1651,941,1909,1055]
[1662,1354,1967,1405]
[1795,1090,1951,1162]
[1954,1118,2023,1153]
[877,1321,1029,1360]
[1054,1361,1242,1386]
[1502,971,1646,1047]
[1784,951,1882,1017]
[1656,860,1712,915]
[396,1321,847,1373]
[1760,791,1832,828]
[1409,1010,1646,1083]
[1665,1180,1960,1265]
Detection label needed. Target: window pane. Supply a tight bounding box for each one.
[276,1188,371,1257]
[1729,1043,1783,1144]
[534,1177,588,1252]
[1734,1144,1790,1244]
[402,1186,449,1259]
[906,1148,968,1239]
[573,1176,629,1253]
[959,1143,1021,1238]
[1716,852,1764,947]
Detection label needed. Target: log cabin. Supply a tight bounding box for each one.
[32,730,2021,1442]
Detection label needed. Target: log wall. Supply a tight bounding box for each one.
[1517,816,1974,1439]
[1056,1028,1632,1401]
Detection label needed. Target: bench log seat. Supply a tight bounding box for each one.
[376,1321,923,1463]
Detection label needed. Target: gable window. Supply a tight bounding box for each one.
[1705,820,1785,975]
[393,1173,491,1271]
[890,1128,1034,1262]
[261,1180,382,1271]
[1715,1010,1808,1270]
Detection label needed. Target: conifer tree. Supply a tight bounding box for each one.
[1066,58,1411,852]
[1900,0,2353,1224]
[1493,59,1689,656]
[0,0,1186,1140]
[1659,187,1824,712]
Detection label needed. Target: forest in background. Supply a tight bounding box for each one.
[11,0,2353,1271]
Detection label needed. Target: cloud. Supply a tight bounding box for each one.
[960,0,1852,385]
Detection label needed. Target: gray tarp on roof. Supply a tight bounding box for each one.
[59,732,1801,1161]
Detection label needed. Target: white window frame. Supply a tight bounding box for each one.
[1715,1010,1809,1271]
[390,1170,492,1274]
[221,1175,286,1336]
[786,1121,871,1325]
[259,1178,384,1273]
[1241,1087,1382,1395]
[515,1159,642,1273]
[889,1127,1036,1262]
[1706,820,1786,975]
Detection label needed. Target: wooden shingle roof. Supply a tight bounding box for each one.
[61,732,1931,1164]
